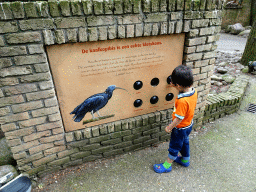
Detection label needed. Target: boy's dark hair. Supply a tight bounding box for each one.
[171,65,193,87]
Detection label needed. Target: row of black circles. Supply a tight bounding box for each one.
[134,93,174,108]
[133,76,172,90]
[133,76,173,107]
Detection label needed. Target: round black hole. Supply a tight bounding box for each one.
[150,96,159,104]
[134,99,143,108]
[167,75,172,84]
[166,93,174,101]
[133,81,143,90]
[151,78,159,86]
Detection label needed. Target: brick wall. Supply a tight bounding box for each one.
[0,0,223,176]
[203,76,249,123]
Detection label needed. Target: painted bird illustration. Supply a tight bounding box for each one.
[70,85,127,122]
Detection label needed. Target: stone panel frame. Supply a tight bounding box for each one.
[0,0,223,176]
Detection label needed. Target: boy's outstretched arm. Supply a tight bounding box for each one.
[165,118,182,133]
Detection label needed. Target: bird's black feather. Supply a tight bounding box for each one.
[70,85,117,122]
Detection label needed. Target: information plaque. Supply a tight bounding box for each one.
[47,34,185,132]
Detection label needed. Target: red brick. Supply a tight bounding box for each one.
[36,121,62,131]
[29,143,54,155]
[6,138,22,147]
[32,154,56,167]
[11,101,43,113]
[4,84,37,96]
[0,107,10,117]
[44,146,66,156]
[39,134,64,143]
[31,106,59,117]
[19,116,47,128]
[23,130,51,142]
[48,113,61,122]
[54,140,65,146]
[11,140,39,153]
[26,89,55,101]
[1,123,16,132]
[0,95,24,107]
[52,127,64,135]
[17,152,43,166]
[5,127,34,139]
[0,112,29,124]
[13,152,26,160]
[58,148,79,159]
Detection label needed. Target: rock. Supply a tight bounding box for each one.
[238,29,251,38]
[230,23,245,35]
[222,74,236,83]
[218,62,229,67]
[0,165,18,183]
[225,25,232,33]
[245,26,252,30]
[242,67,249,73]
[211,75,223,81]
[236,63,245,70]
[211,80,216,85]
[209,89,217,94]
[225,1,242,8]
[217,67,228,74]
[219,86,230,93]
[0,138,16,166]
[214,81,223,86]
[222,81,228,85]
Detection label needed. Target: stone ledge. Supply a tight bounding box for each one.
[65,110,172,142]
[203,75,249,123]
[0,1,224,21]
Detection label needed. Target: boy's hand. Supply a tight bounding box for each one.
[169,82,175,87]
[165,126,172,133]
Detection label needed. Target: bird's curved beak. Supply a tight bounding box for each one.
[115,87,128,92]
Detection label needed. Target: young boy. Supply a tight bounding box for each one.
[153,65,197,173]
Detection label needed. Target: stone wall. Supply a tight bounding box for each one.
[221,0,251,29]
[0,0,223,176]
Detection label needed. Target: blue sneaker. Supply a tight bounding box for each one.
[153,163,172,173]
[174,156,190,167]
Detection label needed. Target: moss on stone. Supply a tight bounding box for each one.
[24,2,38,18]
[177,0,184,10]
[193,0,201,10]
[82,0,93,15]
[1,3,12,19]
[0,138,16,166]
[59,1,71,16]
[200,0,206,10]
[71,1,82,16]
[124,0,132,13]
[104,0,114,14]
[185,0,192,10]
[10,2,25,18]
[37,2,49,17]
[93,0,104,15]
[151,0,160,12]
[48,1,61,17]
